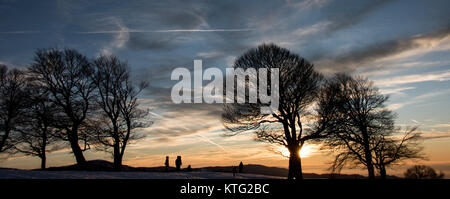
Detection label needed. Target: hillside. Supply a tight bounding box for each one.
[0,160,400,179]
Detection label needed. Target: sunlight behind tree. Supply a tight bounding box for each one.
[277,144,319,158]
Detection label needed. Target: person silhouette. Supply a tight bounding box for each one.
[175,156,182,171]
[239,161,244,173]
[165,156,169,172]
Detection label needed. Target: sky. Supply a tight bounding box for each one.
[1,0,450,177]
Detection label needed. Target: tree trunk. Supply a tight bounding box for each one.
[380,165,387,180]
[114,120,131,172]
[68,126,86,166]
[113,137,122,171]
[70,139,86,166]
[113,155,123,171]
[41,154,46,170]
[365,150,375,179]
[41,128,47,170]
[362,128,375,179]
[0,133,8,152]
[0,127,11,152]
[41,134,47,170]
[288,145,303,180]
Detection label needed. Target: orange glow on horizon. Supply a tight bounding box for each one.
[277,144,319,158]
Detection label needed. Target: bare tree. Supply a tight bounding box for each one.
[404,165,445,179]
[29,48,96,166]
[321,74,396,179]
[0,65,29,153]
[91,55,149,171]
[13,83,61,169]
[373,127,426,179]
[222,44,335,180]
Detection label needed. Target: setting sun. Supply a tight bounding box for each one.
[277,145,319,158]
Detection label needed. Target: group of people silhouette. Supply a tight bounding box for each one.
[164,156,244,176]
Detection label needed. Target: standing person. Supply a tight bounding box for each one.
[175,156,182,171]
[239,162,244,173]
[232,166,237,178]
[165,156,169,172]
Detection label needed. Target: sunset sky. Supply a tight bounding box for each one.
[1,0,450,177]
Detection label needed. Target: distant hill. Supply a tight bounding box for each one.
[42,159,400,179]
[45,159,171,172]
[201,164,378,179]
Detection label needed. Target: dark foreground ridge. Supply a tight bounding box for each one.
[23,159,401,179]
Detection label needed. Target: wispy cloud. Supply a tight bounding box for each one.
[196,51,223,59]
[286,0,332,10]
[430,123,450,128]
[97,17,130,56]
[411,119,420,124]
[317,26,450,73]
[359,60,450,77]
[388,89,450,110]
[0,60,17,68]
[374,70,450,87]
[380,86,415,95]
[293,21,332,37]
[320,0,394,34]
[77,29,253,34]
[0,31,41,34]
[420,131,450,140]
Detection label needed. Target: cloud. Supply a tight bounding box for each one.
[197,51,223,59]
[358,60,450,77]
[316,26,450,73]
[0,31,41,34]
[420,131,450,140]
[139,96,225,141]
[319,0,394,34]
[374,70,450,87]
[293,21,332,37]
[285,0,392,44]
[77,28,253,34]
[430,123,450,128]
[379,86,415,95]
[246,0,396,62]
[411,119,420,124]
[286,0,332,10]
[96,17,130,56]
[387,89,450,110]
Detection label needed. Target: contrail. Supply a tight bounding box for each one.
[147,111,165,119]
[196,134,228,153]
[0,29,252,34]
[0,31,41,34]
[76,28,253,34]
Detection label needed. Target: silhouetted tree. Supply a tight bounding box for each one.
[222,44,335,180]
[187,165,192,172]
[175,156,182,171]
[404,165,445,179]
[373,127,425,179]
[29,48,96,166]
[0,65,29,153]
[320,74,396,179]
[13,83,61,169]
[239,161,244,173]
[91,55,149,171]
